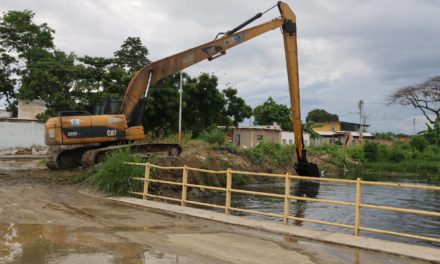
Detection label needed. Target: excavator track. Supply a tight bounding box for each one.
[46,143,182,170]
[46,145,92,170]
[46,149,60,170]
[80,145,126,168]
[80,143,182,168]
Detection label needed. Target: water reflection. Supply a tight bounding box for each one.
[0,223,184,264]
[293,181,320,226]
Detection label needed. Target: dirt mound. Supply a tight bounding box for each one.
[154,141,297,175]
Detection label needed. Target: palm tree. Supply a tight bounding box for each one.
[303,121,322,139]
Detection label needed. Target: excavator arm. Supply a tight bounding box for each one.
[119,18,284,118]
[120,1,320,177]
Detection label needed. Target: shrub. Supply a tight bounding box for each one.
[410,135,429,152]
[387,149,406,162]
[91,147,144,195]
[363,142,378,161]
[199,128,226,145]
[346,145,365,161]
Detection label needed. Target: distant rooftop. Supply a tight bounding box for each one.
[316,121,370,127]
[237,123,281,131]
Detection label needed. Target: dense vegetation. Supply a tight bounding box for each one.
[309,126,440,182]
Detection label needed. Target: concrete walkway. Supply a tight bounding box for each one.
[109,197,440,263]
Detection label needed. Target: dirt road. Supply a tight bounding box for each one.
[0,159,428,263]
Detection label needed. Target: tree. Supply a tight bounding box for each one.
[19,50,84,117]
[302,121,322,139]
[306,108,339,122]
[0,51,17,110]
[0,9,55,111]
[143,73,181,135]
[183,73,225,136]
[389,76,440,124]
[222,87,252,127]
[0,10,54,53]
[253,97,292,130]
[418,121,440,146]
[114,36,149,73]
[76,55,114,109]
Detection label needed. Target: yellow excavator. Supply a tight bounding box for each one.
[45,1,320,176]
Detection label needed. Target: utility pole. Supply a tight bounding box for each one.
[178,71,183,144]
[413,117,416,135]
[358,100,365,142]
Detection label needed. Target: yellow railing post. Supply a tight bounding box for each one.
[225,168,232,214]
[354,177,362,236]
[284,173,291,224]
[182,165,188,206]
[143,162,151,200]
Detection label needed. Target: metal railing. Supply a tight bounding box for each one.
[127,162,440,243]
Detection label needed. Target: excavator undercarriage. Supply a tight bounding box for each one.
[46,142,182,170]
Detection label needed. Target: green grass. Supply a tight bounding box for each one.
[220,141,295,166]
[198,128,226,145]
[91,147,144,195]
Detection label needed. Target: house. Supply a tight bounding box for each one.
[312,121,374,145]
[232,123,310,148]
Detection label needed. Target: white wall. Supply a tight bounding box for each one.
[281,131,295,145]
[0,119,47,154]
[281,131,310,147]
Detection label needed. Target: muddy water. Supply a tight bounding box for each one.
[197,179,440,248]
[0,223,190,264]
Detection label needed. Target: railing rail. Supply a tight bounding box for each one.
[127,162,440,244]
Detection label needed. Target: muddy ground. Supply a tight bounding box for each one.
[0,158,429,264]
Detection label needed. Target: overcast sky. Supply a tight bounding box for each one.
[1,0,439,133]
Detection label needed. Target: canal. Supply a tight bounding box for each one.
[194,177,440,248]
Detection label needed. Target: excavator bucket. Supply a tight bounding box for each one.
[294,160,320,177]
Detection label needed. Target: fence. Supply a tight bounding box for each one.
[127,162,440,243]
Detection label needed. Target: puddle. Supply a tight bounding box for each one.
[0,224,22,263]
[0,223,189,264]
[47,253,114,264]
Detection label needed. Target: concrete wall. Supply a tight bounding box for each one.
[233,128,281,148]
[0,110,12,118]
[0,118,47,154]
[17,99,46,120]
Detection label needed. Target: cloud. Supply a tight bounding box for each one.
[1,0,439,133]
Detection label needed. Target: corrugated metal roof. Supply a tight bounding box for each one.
[316,131,374,137]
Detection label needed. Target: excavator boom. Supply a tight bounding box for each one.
[119,1,320,177]
[120,18,284,119]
